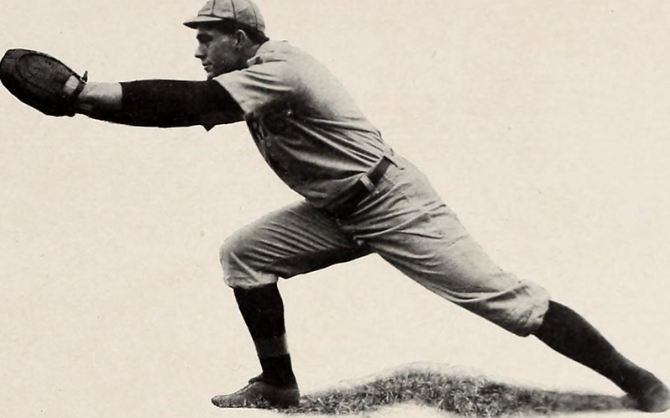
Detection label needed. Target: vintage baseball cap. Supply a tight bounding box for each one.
[183,0,265,32]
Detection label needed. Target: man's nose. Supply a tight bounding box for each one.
[195,45,206,59]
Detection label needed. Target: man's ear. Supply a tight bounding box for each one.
[234,30,248,48]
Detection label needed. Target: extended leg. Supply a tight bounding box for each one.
[340,157,669,412]
[534,301,670,413]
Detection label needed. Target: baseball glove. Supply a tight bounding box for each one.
[0,48,87,117]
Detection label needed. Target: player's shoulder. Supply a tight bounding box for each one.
[249,40,316,68]
[244,40,326,89]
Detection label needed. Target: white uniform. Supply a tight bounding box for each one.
[215,40,549,337]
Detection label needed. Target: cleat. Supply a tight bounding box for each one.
[625,371,670,413]
[211,375,300,409]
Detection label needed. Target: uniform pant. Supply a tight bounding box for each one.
[220,156,550,336]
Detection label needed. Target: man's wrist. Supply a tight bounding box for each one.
[67,81,123,114]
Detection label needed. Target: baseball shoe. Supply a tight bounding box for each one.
[211,375,300,409]
[624,370,670,413]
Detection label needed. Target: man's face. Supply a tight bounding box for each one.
[194,26,246,79]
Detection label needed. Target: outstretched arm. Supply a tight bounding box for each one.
[67,77,245,129]
[1,49,242,128]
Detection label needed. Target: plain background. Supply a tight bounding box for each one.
[1,1,669,417]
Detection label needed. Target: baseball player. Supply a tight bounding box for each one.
[1,0,668,413]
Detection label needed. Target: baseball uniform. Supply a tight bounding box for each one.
[215,39,550,337]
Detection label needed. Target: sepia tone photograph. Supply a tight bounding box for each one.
[1,1,669,417]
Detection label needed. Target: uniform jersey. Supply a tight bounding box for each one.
[215,40,393,209]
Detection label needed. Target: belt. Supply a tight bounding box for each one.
[325,156,393,218]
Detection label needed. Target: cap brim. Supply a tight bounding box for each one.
[183,16,225,28]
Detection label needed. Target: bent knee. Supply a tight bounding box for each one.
[219,226,259,265]
[219,234,240,267]
[218,232,278,290]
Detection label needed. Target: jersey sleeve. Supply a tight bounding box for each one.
[213,59,300,116]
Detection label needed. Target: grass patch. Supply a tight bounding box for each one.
[255,365,629,416]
